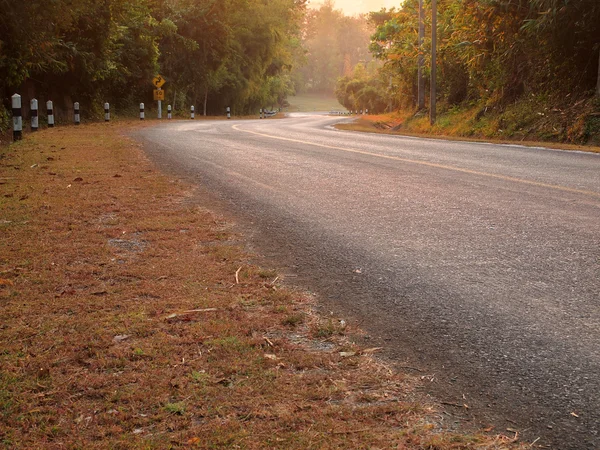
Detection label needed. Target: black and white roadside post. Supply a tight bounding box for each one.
[167,105,172,119]
[47,101,55,128]
[31,99,39,131]
[74,102,80,125]
[104,103,110,122]
[227,106,231,119]
[191,105,195,119]
[260,108,263,119]
[366,109,369,115]
[157,94,162,119]
[12,94,22,141]
[140,103,145,120]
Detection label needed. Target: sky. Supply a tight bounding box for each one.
[308,0,400,16]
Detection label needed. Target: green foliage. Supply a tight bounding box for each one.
[0,105,10,134]
[295,0,374,94]
[1,0,308,117]
[369,0,600,109]
[335,63,388,113]
[164,402,186,415]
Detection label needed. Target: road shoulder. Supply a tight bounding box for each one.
[0,122,527,448]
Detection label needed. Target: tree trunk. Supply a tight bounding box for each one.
[430,0,437,124]
[203,87,208,116]
[417,0,425,110]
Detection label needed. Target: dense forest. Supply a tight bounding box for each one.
[294,1,373,94]
[2,0,600,142]
[0,0,306,125]
[336,0,600,142]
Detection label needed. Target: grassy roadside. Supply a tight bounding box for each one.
[1,122,527,448]
[335,111,600,154]
[286,94,347,113]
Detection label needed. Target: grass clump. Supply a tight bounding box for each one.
[164,402,186,415]
[281,312,305,327]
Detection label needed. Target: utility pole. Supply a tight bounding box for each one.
[430,0,437,125]
[418,0,425,110]
[389,74,393,112]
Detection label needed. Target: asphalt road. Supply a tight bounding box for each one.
[135,114,600,449]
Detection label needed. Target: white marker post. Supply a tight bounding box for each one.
[74,102,80,125]
[47,101,54,128]
[167,105,172,119]
[365,109,369,115]
[12,94,22,141]
[227,106,231,119]
[260,108,263,119]
[157,99,162,119]
[31,99,39,131]
[140,103,145,120]
[191,105,195,119]
[104,103,110,122]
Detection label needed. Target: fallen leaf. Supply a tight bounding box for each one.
[73,177,83,182]
[339,351,356,357]
[571,412,579,418]
[264,354,277,360]
[113,334,130,343]
[37,368,50,378]
[361,347,383,354]
[0,278,14,286]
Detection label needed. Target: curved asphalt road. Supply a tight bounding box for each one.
[135,114,600,449]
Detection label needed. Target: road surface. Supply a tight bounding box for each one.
[135,114,600,449]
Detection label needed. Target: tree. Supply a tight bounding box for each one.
[0,0,308,126]
[295,1,373,94]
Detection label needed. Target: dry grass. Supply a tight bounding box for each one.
[0,122,529,448]
[286,94,346,112]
